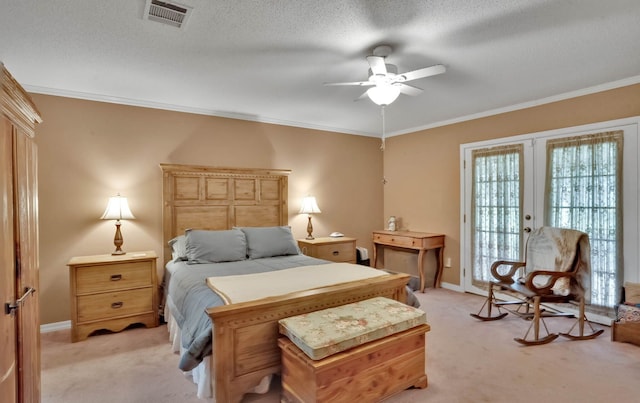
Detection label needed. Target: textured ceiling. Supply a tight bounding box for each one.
[1,0,639,137]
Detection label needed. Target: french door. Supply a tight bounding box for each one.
[461,118,639,316]
[465,141,534,289]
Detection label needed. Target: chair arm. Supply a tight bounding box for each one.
[490,260,526,284]
[524,270,577,294]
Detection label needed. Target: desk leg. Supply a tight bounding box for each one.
[372,243,379,268]
[418,249,426,293]
[434,246,444,288]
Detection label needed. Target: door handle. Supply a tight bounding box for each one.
[4,287,36,316]
[524,227,532,233]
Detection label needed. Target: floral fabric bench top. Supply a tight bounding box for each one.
[616,281,640,323]
[278,296,426,360]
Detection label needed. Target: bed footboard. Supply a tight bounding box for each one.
[206,272,410,403]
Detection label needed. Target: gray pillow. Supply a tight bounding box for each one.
[168,235,188,261]
[239,226,300,259]
[185,229,247,264]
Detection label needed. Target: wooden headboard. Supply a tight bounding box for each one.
[160,164,291,266]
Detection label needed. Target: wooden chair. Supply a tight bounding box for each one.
[470,227,604,345]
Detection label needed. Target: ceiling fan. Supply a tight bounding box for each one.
[324,45,446,106]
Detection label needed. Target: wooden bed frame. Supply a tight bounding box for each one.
[161,164,410,403]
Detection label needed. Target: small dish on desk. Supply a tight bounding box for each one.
[329,232,344,238]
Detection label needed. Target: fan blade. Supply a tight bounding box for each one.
[396,83,423,96]
[354,91,369,102]
[399,64,446,82]
[366,56,387,75]
[324,81,374,86]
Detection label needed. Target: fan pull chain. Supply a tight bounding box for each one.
[381,106,388,184]
[380,106,386,151]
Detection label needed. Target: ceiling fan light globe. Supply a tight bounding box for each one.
[367,85,400,106]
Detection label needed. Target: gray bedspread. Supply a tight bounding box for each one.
[164,255,419,371]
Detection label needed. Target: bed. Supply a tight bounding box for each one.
[160,164,414,402]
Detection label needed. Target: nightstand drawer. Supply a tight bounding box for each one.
[77,288,153,322]
[314,243,356,262]
[75,261,153,294]
[298,237,357,263]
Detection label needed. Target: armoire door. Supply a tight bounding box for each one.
[0,117,18,402]
[1,61,42,403]
[0,120,40,403]
[13,123,41,403]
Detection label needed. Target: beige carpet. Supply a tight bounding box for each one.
[42,289,640,402]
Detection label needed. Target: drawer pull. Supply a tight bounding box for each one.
[110,274,122,281]
[333,251,339,256]
[111,302,123,309]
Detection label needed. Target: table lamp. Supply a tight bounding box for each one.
[299,196,321,240]
[101,193,135,255]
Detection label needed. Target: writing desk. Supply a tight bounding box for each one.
[372,230,445,292]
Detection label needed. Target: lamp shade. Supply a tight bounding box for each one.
[367,84,400,106]
[299,196,321,214]
[100,194,135,220]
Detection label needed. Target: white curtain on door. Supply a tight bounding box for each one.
[545,130,623,308]
[471,144,523,287]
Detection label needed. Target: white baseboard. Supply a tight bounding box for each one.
[40,320,71,333]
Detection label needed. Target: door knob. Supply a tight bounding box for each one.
[524,227,531,233]
[525,214,531,220]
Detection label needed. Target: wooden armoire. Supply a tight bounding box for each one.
[0,63,43,402]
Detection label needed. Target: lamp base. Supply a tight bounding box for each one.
[111,221,126,255]
[306,215,315,240]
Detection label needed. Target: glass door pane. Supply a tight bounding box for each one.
[543,131,623,308]
[464,142,533,292]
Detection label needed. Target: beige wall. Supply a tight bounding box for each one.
[32,84,640,324]
[382,84,640,287]
[33,94,384,324]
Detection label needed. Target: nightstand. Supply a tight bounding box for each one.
[67,251,159,342]
[298,237,357,263]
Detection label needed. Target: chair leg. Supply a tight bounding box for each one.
[559,295,605,341]
[533,296,540,340]
[514,296,558,346]
[470,283,508,321]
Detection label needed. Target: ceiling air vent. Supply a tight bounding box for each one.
[143,0,193,29]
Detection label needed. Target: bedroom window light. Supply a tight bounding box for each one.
[101,193,135,255]
[299,196,321,240]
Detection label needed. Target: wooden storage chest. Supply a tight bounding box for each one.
[279,323,429,402]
